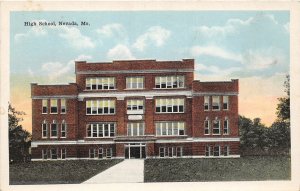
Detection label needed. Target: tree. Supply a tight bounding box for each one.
[239,116,268,154]
[276,75,290,122]
[8,104,31,162]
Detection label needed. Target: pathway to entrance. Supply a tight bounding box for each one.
[82,159,144,184]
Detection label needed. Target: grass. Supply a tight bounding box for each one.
[144,156,291,182]
[9,159,122,185]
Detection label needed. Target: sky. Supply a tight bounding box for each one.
[10,11,290,132]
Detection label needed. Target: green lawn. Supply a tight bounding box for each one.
[9,159,122,185]
[144,156,290,182]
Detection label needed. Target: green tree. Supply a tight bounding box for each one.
[9,104,31,162]
[276,75,290,122]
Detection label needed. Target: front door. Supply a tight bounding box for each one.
[130,147,140,159]
[125,143,146,159]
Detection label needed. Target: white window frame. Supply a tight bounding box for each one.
[155,76,185,89]
[89,148,96,158]
[86,77,116,90]
[204,96,210,111]
[106,148,113,158]
[61,120,67,138]
[61,99,66,114]
[127,99,144,114]
[212,96,220,111]
[212,118,221,135]
[204,117,210,135]
[86,123,116,138]
[50,99,58,114]
[159,147,165,157]
[42,99,48,114]
[155,122,185,136]
[223,96,229,110]
[42,149,48,159]
[61,148,66,159]
[213,145,221,156]
[155,98,185,113]
[127,122,145,136]
[126,77,144,89]
[86,100,116,115]
[205,145,211,156]
[98,148,103,159]
[50,148,58,159]
[223,117,229,135]
[50,120,58,138]
[224,145,230,156]
[42,120,47,138]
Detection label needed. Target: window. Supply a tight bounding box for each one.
[223,96,229,110]
[224,145,230,156]
[106,148,112,158]
[51,148,58,159]
[42,121,47,138]
[155,122,185,136]
[155,76,185,89]
[213,146,220,156]
[86,77,115,90]
[176,147,183,157]
[204,117,210,135]
[213,118,220,135]
[224,117,229,135]
[42,99,48,114]
[89,148,96,158]
[61,99,66,113]
[204,96,210,111]
[61,148,66,159]
[127,122,145,136]
[98,148,103,158]
[205,145,211,157]
[159,147,183,158]
[50,99,58,114]
[127,99,144,114]
[50,120,58,138]
[126,77,144,89]
[155,98,184,113]
[86,123,116,138]
[42,149,48,159]
[61,121,67,138]
[159,147,165,157]
[86,100,115,115]
[212,96,220,110]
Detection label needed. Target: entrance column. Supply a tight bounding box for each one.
[116,143,125,158]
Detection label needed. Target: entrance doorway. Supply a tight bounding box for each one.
[125,143,146,159]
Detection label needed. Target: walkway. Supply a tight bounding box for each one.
[82,159,144,184]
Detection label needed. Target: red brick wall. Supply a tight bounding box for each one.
[31,83,79,141]
[192,95,239,138]
[192,142,240,156]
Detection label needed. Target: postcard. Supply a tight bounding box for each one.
[0,1,300,191]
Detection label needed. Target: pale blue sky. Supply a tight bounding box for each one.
[10,11,290,127]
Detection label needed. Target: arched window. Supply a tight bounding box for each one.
[42,120,47,138]
[61,120,67,138]
[50,120,58,138]
[224,117,229,135]
[204,117,210,135]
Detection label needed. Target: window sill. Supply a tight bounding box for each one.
[50,113,58,114]
[85,137,115,139]
[124,88,145,90]
[155,112,185,114]
[84,89,118,91]
[152,87,185,90]
[86,113,116,116]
